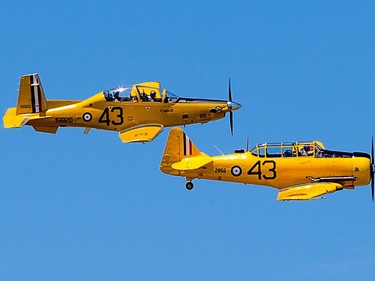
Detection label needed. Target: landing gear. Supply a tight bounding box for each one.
[186,181,194,190]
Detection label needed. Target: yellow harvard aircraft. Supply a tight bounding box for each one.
[160,128,375,201]
[3,74,241,143]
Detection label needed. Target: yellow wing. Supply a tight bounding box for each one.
[118,124,164,143]
[277,182,343,201]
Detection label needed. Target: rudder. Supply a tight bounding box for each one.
[16,73,48,114]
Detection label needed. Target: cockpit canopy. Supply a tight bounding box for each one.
[103,82,179,103]
[248,141,358,158]
[250,141,327,158]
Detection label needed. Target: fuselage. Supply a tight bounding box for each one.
[25,92,236,132]
[178,148,371,190]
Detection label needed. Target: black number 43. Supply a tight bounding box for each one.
[99,107,124,126]
[247,160,276,180]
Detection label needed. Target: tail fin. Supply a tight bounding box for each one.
[160,128,210,175]
[3,74,48,128]
[16,73,48,114]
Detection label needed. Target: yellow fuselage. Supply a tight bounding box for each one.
[173,152,371,190]
[23,93,227,132]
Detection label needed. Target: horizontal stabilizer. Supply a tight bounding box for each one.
[277,182,343,201]
[119,124,164,143]
[171,155,212,171]
[3,107,52,128]
[3,108,28,128]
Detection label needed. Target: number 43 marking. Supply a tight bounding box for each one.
[99,107,124,126]
[247,160,276,180]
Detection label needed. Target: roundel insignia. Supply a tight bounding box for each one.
[231,166,242,177]
[83,112,92,122]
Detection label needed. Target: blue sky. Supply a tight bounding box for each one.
[1,1,375,280]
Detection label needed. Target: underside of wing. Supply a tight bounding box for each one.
[171,156,213,171]
[119,124,164,143]
[277,182,344,201]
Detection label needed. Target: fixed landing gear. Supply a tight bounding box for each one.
[186,181,194,190]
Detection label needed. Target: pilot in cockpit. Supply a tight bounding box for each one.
[300,145,314,156]
[113,91,120,102]
[150,90,162,102]
[150,90,156,101]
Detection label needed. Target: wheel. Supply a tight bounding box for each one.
[186,181,194,190]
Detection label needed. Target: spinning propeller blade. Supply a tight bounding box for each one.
[229,79,232,103]
[229,79,233,135]
[227,79,240,135]
[230,111,234,135]
[372,137,374,202]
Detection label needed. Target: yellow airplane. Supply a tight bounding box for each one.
[160,128,375,201]
[3,74,241,143]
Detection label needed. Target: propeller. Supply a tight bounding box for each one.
[229,79,234,135]
[371,137,374,202]
[227,79,241,135]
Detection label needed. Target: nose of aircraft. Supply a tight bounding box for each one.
[226,101,242,135]
[227,101,242,112]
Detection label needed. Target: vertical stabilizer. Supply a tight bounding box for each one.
[16,74,48,114]
[160,127,205,174]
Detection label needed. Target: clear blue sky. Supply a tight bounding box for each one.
[1,1,375,280]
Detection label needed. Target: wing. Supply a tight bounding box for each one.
[171,155,213,170]
[119,124,164,143]
[277,182,343,201]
